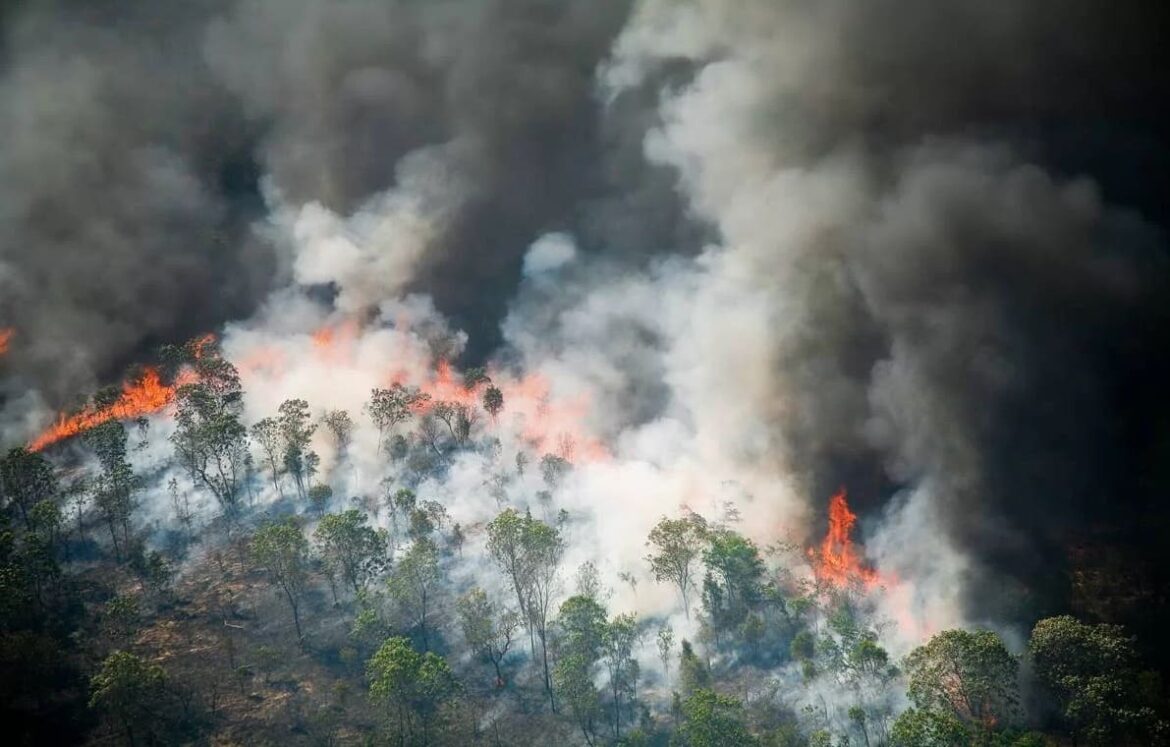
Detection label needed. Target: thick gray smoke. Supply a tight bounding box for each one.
[4,0,1170,650]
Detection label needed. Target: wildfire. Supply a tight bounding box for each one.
[0,327,12,356]
[809,489,881,590]
[397,360,608,463]
[29,367,196,452]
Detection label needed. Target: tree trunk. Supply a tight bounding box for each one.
[539,626,556,713]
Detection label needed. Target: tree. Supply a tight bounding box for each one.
[678,640,710,697]
[89,651,167,747]
[84,420,138,560]
[314,510,388,596]
[889,708,971,747]
[1030,615,1166,745]
[540,453,571,487]
[278,399,316,501]
[1,448,57,530]
[701,528,764,630]
[554,594,608,744]
[367,385,428,454]
[673,689,757,747]
[366,637,459,747]
[603,613,640,740]
[486,508,564,711]
[251,519,311,644]
[904,629,1018,731]
[482,386,504,421]
[657,625,675,681]
[457,587,520,687]
[308,484,333,516]
[250,417,285,498]
[321,409,354,455]
[388,538,441,651]
[646,515,707,619]
[171,343,249,516]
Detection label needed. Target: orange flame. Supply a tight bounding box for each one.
[390,360,608,463]
[28,367,196,452]
[0,327,12,356]
[809,489,881,590]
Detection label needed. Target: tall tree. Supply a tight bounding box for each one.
[674,689,758,747]
[89,651,167,747]
[321,409,354,455]
[1030,615,1166,744]
[388,538,441,651]
[701,528,764,630]
[83,420,138,560]
[251,519,311,644]
[366,384,428,454]
[903,629,1018,731]
[554,594,607,745]
[171,342,249,516]
[457,587,520,687]
[314,510,389,596]
[645,514,708,619]
[277,399,316,501]
[250,417,285,499]
[366,637,459,747]
[486,508,564,711]
[482,385,504,421]
[0,448,57,530]
[602,613,640,740]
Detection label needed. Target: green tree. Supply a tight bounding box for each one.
[1,447,57,530]
[321,409,354,455]
[171,342,250,516]
[554,596,608,745]
[889,708,971,747]
[458,587,521,687]
[603,613,641,741]
[904,629,1018,731]
[83,420,138,560]
[367,637,459,747]
[1030,615,1167,745]
[250,417,285,498]
[251,519,311,644]
[657,624,675,681]
[388,538,441,651]
[486,508,564,710]
[482,385,504,421]
[367,385,429,454]
[646,514,707,619]
[278,399,316,501]
[89,651,167,747]
[673,689,757,747]
[102,594,141,643]
[678,639,711,697]
[308,484,333,516]
[701,528,764,629]
[314,510,388,595]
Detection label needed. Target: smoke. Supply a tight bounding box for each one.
[599,0,1170,635]
[4,0,1170,662]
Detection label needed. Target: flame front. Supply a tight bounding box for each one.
[29,367,195,452]
[0,327,12,356]
[810,489,881,590]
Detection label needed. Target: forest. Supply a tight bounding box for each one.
[5,1,1170,745]
[2,335,1167,746]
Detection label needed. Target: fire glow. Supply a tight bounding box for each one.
[29,368,195,452]
[0,327,12,356]
[810,489,881,590]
